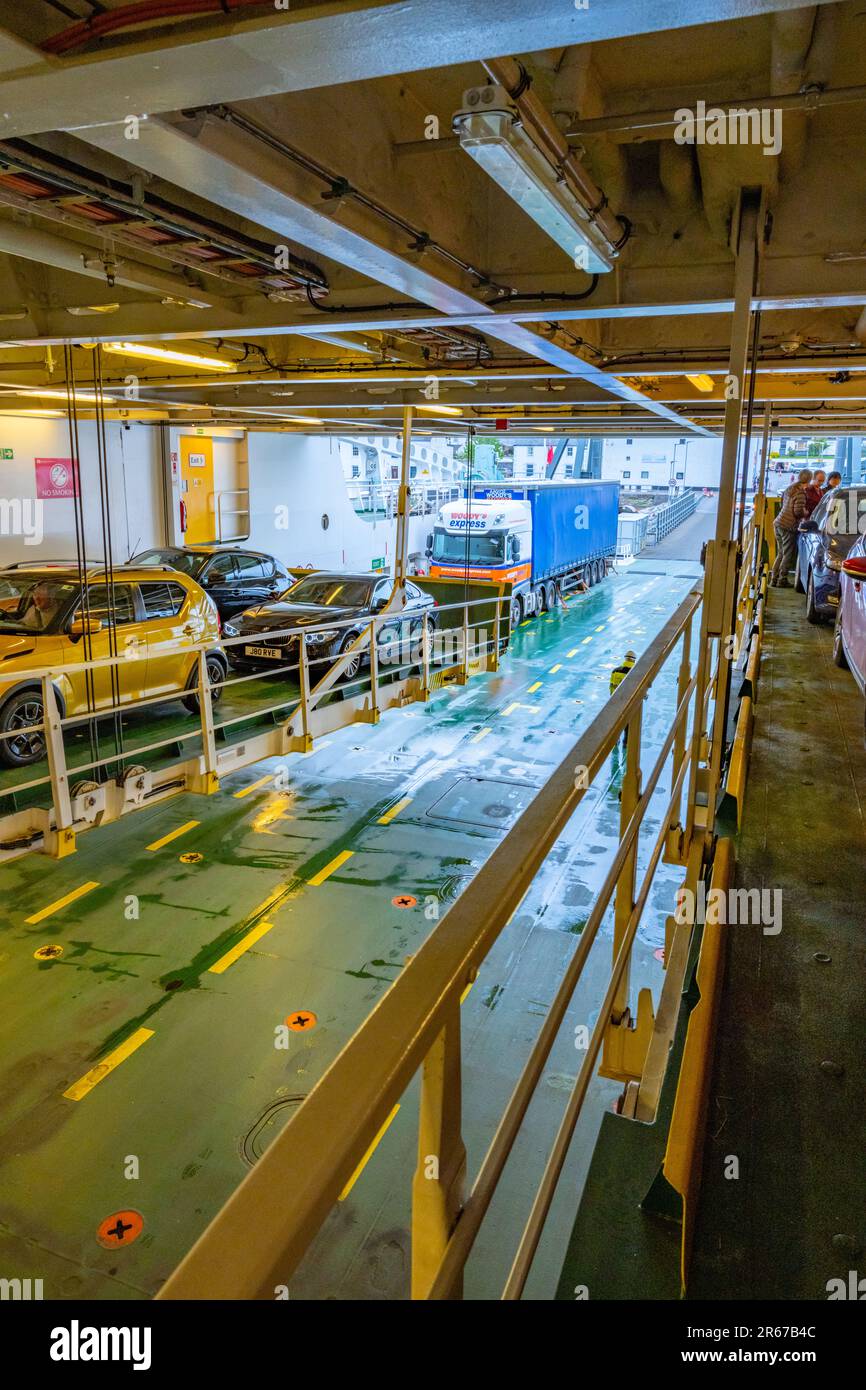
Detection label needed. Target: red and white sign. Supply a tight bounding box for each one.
[35,457,79,499]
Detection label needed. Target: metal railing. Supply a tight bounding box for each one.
[215,488,251,542]
[0,586,506,860]
[155,492,770,1301]
[346,479,463,518]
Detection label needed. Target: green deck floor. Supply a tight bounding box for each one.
[689,587,866,1300]
[0,560,702,1301]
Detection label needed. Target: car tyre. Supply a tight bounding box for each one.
[183,655,226,714]
[338,632,362,682]
[510,594,523,630]
[832,612,849,669]
[0,689,47,767]
[805,571,823,625]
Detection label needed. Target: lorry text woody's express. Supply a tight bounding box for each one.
[427,480,620,626]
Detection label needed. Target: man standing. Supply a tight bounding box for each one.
[770,469,811,587]
[803,470,826,515]
[823,470,842,494]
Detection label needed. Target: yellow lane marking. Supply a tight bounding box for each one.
[582,636,593,645]
[63,1027,154,1102]
[308,849,354,886]
[503,702,520,716]
[471,727,492,743]
[596,624,606,632]
[527,681,543,693]
[378,796,413,826]
[503,702,539,715]
[338,1105,401,1201]
[566,648,579,658]
[25,880,99,925]
[549,663,562,674]
[146,820,199,853]
[209,920,274,975]
[233,774,274,799]
[520,620,532,627]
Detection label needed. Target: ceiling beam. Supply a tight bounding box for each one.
[0,1,837,141]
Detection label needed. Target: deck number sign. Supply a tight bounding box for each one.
[35,457,79,499]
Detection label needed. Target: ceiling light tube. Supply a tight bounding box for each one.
[101,342,237,372]
[417,403,463,416]
[686,373,715,392]
[453,88,615,273]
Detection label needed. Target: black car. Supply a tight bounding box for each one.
[223,571,437,680]
[129,546,294,621]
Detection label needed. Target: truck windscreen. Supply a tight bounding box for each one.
[432,531,505,563]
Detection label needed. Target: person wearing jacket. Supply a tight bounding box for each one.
[610,650,636,746]
[803,470,826,516]
[770,470,811,587]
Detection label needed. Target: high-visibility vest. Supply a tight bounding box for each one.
[609,660,635,694]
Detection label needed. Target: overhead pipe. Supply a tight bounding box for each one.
[0,219,233,309]
[481,56,629,259]
[565,83,866,140]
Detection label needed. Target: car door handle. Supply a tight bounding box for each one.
[182,623,197,636]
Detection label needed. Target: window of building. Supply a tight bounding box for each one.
[626,437,633,444]
[641,470,650,479]
[622,470,631,479]
[351,465,360,478]
[526,463,535,477]
[675,471,684,480]
[526,446,535,456]
[352,445,359,457]
[564,464,574,477]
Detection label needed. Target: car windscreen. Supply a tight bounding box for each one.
[432,531,505,563]
[0,577,79,634]
[132,549,206,577]
[822,490,866,540]
[283,577,373,608]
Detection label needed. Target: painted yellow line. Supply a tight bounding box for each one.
[63,1027,154,1102]
[146,820,200,853]
[471,727,492,744]
[233,774,274,799]
[378,796,413,826]
[25,880,99,925]
[527,681,543,693]
[308,849,354,886]
[209,920,274,975]
[502,702,520,716]
[549,663,562,674]
[566,648,579,658]
[596,624,606,632]
[338,1104,401,1201]
[520,620,532,627]
[582,636,593,645]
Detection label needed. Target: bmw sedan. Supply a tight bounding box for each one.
[795,486,866,623]
[223,572,436,681]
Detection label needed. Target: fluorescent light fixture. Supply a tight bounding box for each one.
[279,414,325,425]
[0,408,64,417]
[453,87,614,274]
[67,304,120,316]
[101,342,237,372]
[686,373,715,392]
[0,387,114,406]
[417,403,463,416]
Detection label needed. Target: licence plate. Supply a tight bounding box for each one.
[245,644,282,660]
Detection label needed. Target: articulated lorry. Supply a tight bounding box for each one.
[426,480,620,626]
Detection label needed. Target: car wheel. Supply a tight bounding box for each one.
[338,632,362,682]
[0,690,46,767]
[832,612,849,669]
[794,554,805,594]
[183,656,226,714]
[510,594,523,629]
[805,571,822,624]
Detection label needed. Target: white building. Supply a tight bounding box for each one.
[510,436,767,492]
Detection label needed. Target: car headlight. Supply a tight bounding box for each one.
[304,629,339,644]
[223,622,240,637]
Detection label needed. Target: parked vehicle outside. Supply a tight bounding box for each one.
[130,545,295,621]
[224,572,436,681]
[0,567,225,767]
[833,533,866,740]
[795,486,866,623]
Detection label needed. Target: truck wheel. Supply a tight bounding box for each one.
[583,563,594,588]
[510,594,523,629]
[539,584,550,613]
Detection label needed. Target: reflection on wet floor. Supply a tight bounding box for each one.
[0,558,701,1300]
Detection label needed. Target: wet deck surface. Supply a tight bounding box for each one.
[0,542,707,1301]
[690,586,866,1299]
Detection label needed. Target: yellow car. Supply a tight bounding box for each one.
[0,566,226,768]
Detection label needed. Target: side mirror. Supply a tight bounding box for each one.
[842,556,866,579]
[69,616,103,638]
[425,533,433,557]
[372,595,388,612]
[511,538,521,561]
